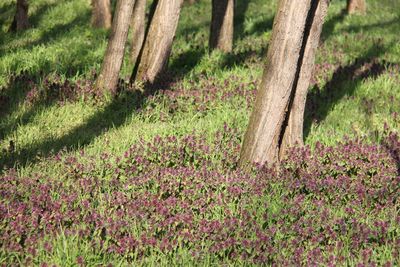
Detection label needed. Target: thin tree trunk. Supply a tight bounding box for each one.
[91,0,112,29]
[9,0,29,32]
[132,0,184,84]
[130,0,147,64]
[280,0,329,159]
[95,0,135,93]
[209,0,234,53]
[239,0,325,167]
[347,0,366,14]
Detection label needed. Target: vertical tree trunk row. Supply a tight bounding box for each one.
[279,0,330,159]
[347,0,366,15]
[91,0,112,29]
[9,0,30,32]
[239,0,329,167]
[95,0,135,93]
[132,0,184,84]
[130,0,147,64]
[209,0,234,53]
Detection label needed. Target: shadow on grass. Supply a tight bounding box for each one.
[321,8,347,40]
[0,2,15,27]
[344,17,400,33]
[244,16,274,37]
[0,73,92,143]
[303,43,394,139]
[0,1,60,46]
[169,49,205,78]
[220,48,265,69]
[26,2,59,27]
[234,0,250,41]
[322,7,400,39]
[0,74,34,140]
[0,9,91,56]
[0,87,147,169]
[0,8,99,139]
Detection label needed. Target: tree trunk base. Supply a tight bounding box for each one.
[9,0,29,32]
[209,0,234,53]
[347,0,366,15]
[132,0,184,84]
[91,0,112,29]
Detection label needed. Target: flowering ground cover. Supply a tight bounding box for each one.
[1,126,399,265]
[0,0,400,265]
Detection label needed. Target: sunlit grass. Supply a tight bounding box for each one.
[0,0,399,264]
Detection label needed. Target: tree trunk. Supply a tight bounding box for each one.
[279,0,329,159]
[95,0,135,93]
[9,0,29,32]
[209,0,234,53]
[132,0,184,84]
[239,0,328,167]
[130,0,147,64]
[91,0,112,29]
[347,0,366,15]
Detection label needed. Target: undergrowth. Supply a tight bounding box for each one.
[0,0,399,265]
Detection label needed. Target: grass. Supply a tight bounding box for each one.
[1,0,399,168]
[0,0,399,265]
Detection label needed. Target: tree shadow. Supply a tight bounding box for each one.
[220,48,265,69]
[0,9,91,56]
[321,8,347,40]
[0,73,92,143]
[0,73,34,140]
[26,2,59,27]
[303,44,394,139]
[343,17,400,33]
[0,1,60,46]
[234,0,250,41]
[169,49,204,77]
[0,15,100,150]
[0,86,147,169]
[0,7,97,134]
[322,8,400,39]
[244,16,274,37]
[0,2,15,27]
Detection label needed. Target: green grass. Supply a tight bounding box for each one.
[0,0,400,265]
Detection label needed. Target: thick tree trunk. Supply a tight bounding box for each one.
[239,0,328,167]
[132,0,184,84]
[91,0,112,29]
[130,0,147,64]
[95,0,135,93]
[209,0,234,53]
[9,0,29,32]
[279,0,329,159]
[347,0,366,15]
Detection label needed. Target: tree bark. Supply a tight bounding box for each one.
[91,0,112,29]
[130,0,147,64]
[239,0,328,167]
[279,0,329,159]
[95,0,135,93]
[347,0,366,15]
[9,0,29,32]
[209,0,234,53]
[132,0,184,84]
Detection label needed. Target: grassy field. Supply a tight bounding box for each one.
[0,0,399,265]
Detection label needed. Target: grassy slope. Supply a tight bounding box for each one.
[1,0,399,171]
[0,0,399,264]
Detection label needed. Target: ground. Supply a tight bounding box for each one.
[0,0,399,265]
